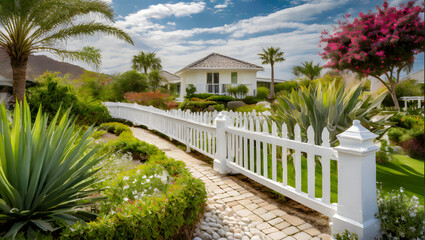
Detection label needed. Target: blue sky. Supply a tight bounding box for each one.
[70,0,424,80]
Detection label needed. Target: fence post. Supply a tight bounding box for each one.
[333,120,380,239]
[213,112,231,174]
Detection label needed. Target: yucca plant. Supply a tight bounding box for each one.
[267,80,389,145]
[0,101,104,238]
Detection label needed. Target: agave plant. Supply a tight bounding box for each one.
[267,80,389,145]
[0,101,104,238]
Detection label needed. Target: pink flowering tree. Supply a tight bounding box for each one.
[320,1,424,109]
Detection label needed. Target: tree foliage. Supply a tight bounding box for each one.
[258,47,285,97]
[0,0,133,101]
[132,51,162,74]
[320,1,424,109]
[292,60,322,80]
[111,70,148,101]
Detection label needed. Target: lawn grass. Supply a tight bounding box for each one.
[377,154,424,205]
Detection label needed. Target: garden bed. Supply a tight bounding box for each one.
[60,122,207,239]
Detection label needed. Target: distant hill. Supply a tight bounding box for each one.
[0,49,86,80]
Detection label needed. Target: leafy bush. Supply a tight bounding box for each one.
[27,74,110,125]
[206,95,234,103]
[376,140,394,163]
[124,91,178,110]
[60,129,207,240]
[376,187,424,240]
[178,99,217,112]
[274,80,299,94]
[100,122,163,161]
[236,104,268,113]
[110,70,148,101]
[227,85,249,98]
[387,127,406,143]
[191,93,214,99]
[268,80,387,145]
[0,101,104,238]
[185,84,197,99]
[213,104,225,111]
[333,230,359,240]
[257,87,270,100]
[243,96,260,105]
[76,71,113,101]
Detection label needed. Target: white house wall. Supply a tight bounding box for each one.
[179,70,258,99]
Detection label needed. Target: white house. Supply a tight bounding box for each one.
[175,53,264,99]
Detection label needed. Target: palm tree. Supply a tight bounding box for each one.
[132,51,162,74]
[0,0,133,102]
[292,61,323,80]
[147,70,167,90]
[258,47,285,98]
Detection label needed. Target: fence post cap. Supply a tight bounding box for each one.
[336,120,378,154]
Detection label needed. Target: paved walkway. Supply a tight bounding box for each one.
[131,127,331,240]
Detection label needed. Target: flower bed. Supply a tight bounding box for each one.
[61,123,206,239]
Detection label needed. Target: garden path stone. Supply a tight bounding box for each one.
[131,127,332,240]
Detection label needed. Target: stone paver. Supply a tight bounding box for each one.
[131,127,332,240]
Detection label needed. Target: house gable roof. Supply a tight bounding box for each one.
[176,53,264,75]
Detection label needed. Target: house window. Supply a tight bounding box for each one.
[207,73,219,94]
[231,72,237,84]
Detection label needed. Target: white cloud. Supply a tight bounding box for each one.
[58,0,346,79]
[214,4,227,9]
[116,2,206,32]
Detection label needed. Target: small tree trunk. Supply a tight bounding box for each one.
[11,55,29,102]
[270,64,275,98]
[390,88,400,110]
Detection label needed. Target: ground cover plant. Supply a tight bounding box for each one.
[376,187,424,239]
[0,101,104,239]
[61,124,207,239]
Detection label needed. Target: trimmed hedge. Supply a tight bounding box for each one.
[61,124,207,239]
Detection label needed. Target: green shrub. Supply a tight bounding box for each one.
[185,84,197,99]
[257,87,270,100]
[274,80,299,94]
[27,74,110,125]
[191,93,215,99]
[100,122,163,161]
[387,127,406,143]
[109,70,148,101]
[0,101,104,238]
[376,140,394,163]
[236,104,268,113]
[333,230,359,240]
[376,187,424,239]
[243,96,260,104]
[213,104,225,111]
[206,95,235,103]
[227,85,249,98]
[178,100,217,112]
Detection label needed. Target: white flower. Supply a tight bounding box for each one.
[132,190,138,195]
[123,176,129,181]
[123,197,129,202]
[410,212,416,217]
[400,232,405,237]
[136,169,140,174]
[410,226,416,232]
[123,185,129,190]
[146,179,150,183]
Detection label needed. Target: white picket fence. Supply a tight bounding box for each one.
[103,102,380,239]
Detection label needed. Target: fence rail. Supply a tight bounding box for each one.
[103,102,380,239]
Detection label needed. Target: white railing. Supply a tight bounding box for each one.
[103,102,380,239]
